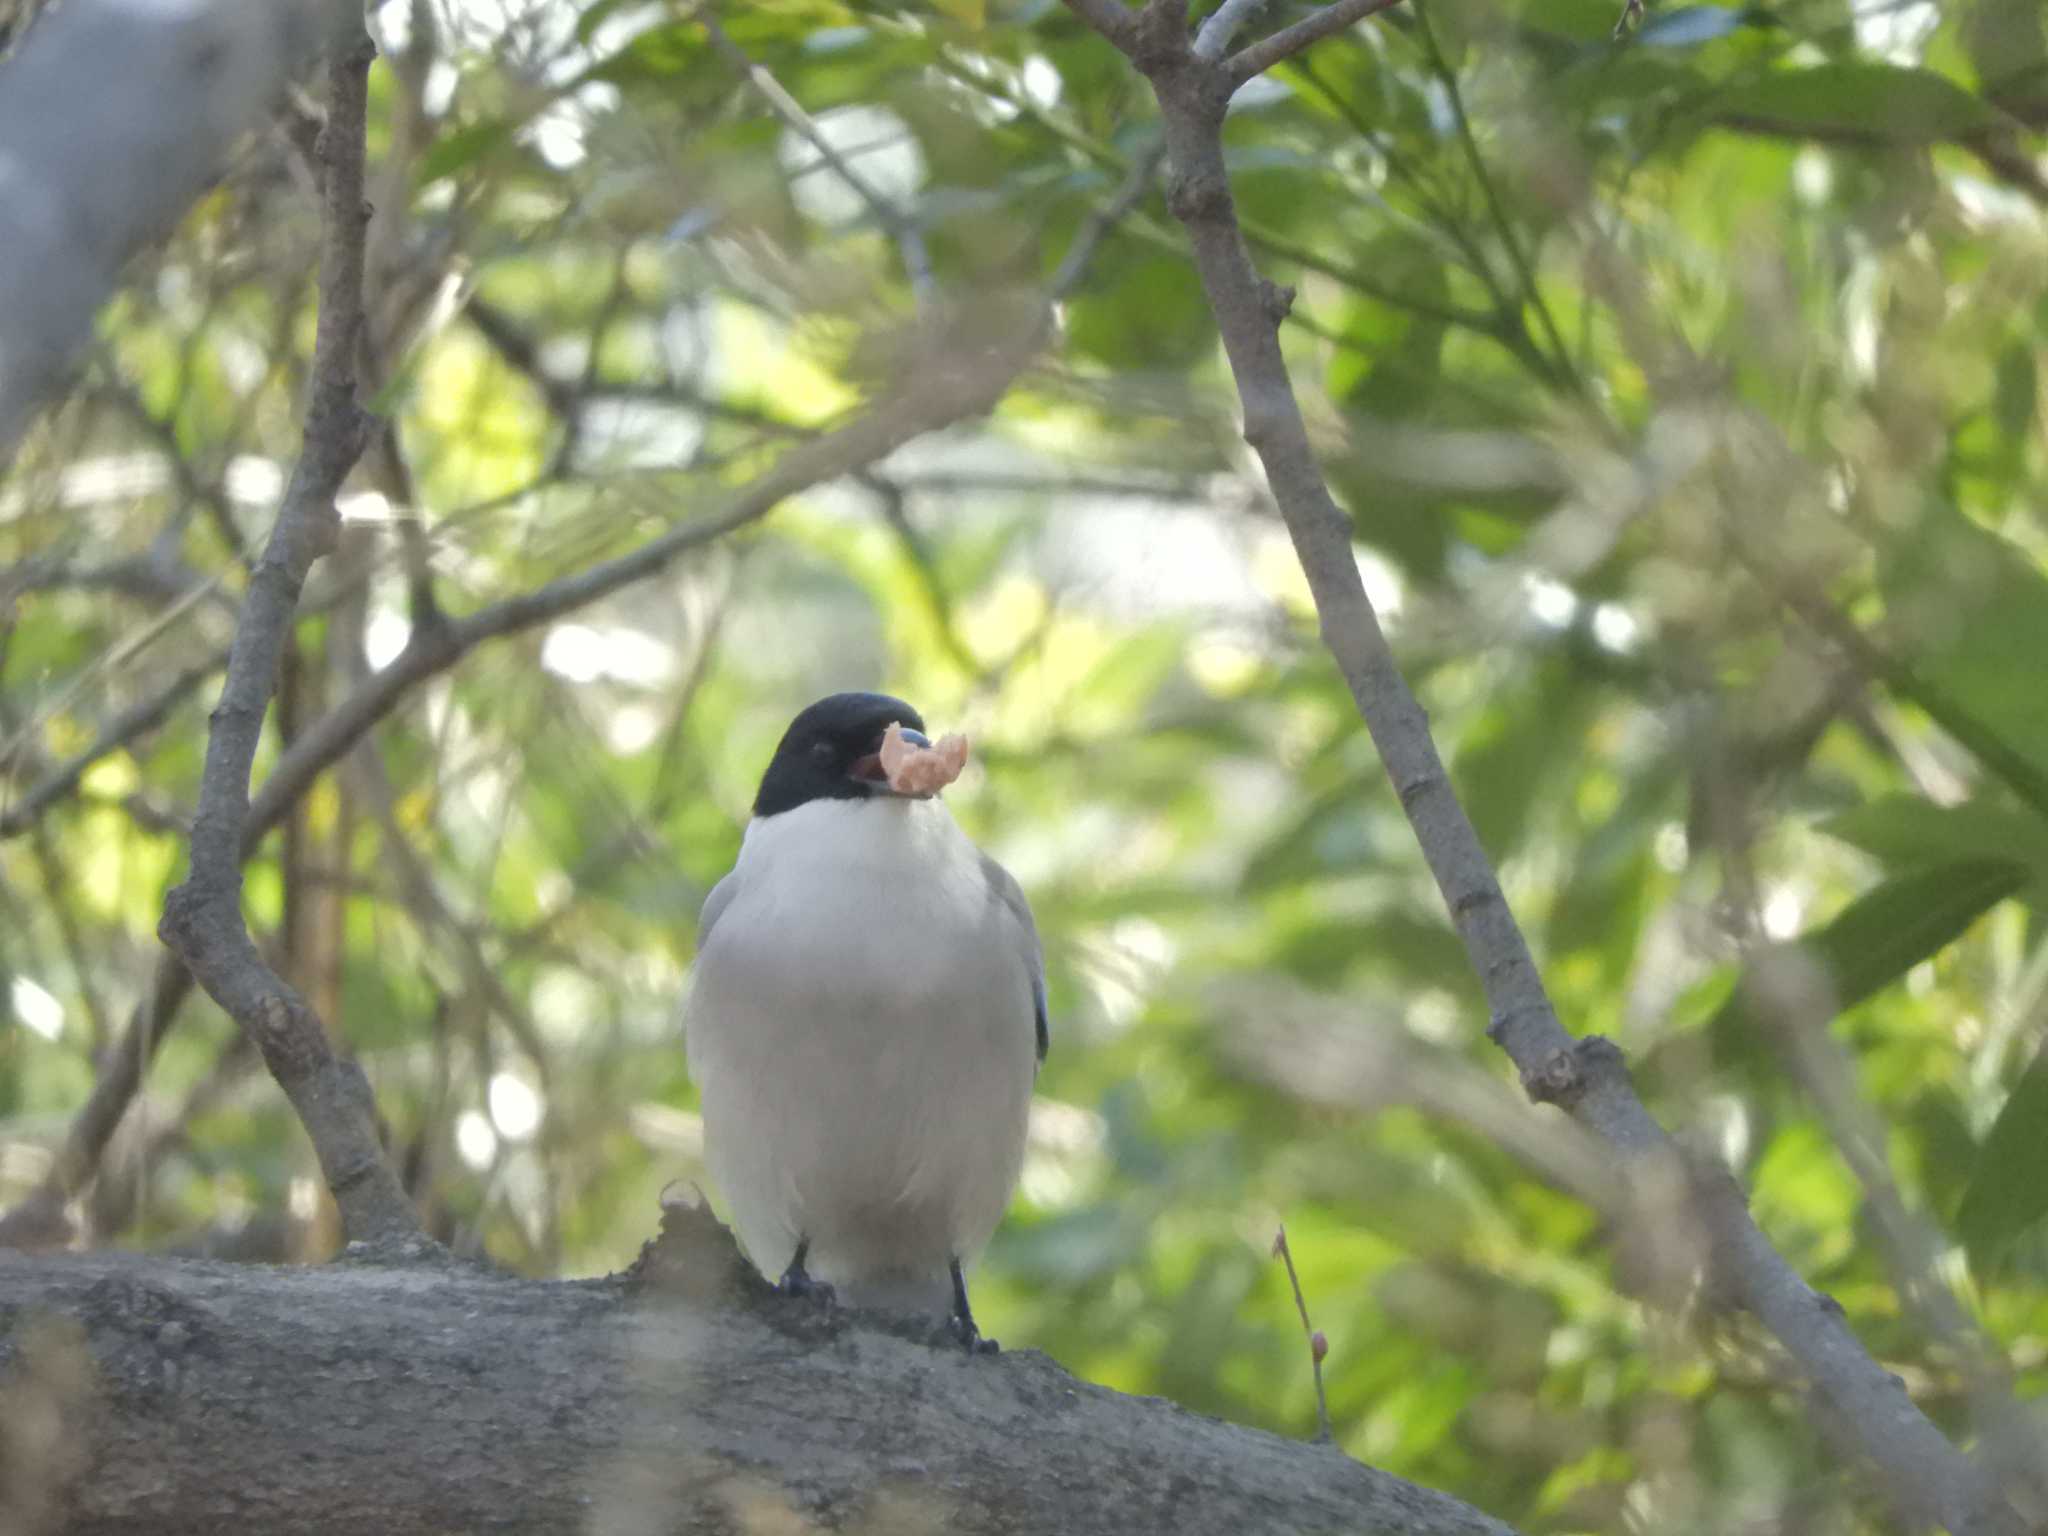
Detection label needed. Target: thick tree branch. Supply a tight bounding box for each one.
[155,31,417,1248]
[0,1213,1519,1536]
[0,0,354,460]
[1057,9,2030,1536]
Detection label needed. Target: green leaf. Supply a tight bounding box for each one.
[574,0,639,44]
[1819,795,2048,900]
[1452,659,1594,859]
[1709,859,2026,1061]
[1547,751,1685,959]
[1707,63,2006,144]
[1994,340,2038,444]
[1875,511,2048,819]
[1959,1042,2048,1279]
[1064,250,1215,372]
[417,120,518,187]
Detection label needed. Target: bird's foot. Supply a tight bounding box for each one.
[948,1312,1000,1355]
[947,1256,998,1354]
[777,1270,836,1306]
[776,1242,836,1307]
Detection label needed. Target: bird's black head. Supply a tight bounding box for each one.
[753,692,931,818]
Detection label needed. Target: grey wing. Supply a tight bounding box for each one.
[697,871,739,951]
[981,852,1048,1064]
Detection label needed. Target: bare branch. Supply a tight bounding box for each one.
[1409,0,1579,393]
[1226,0,1407,86]
[1064,9,2033,1535]
[1193,0,1272,60]
[0,650,227,839]
[155,29,418,1248]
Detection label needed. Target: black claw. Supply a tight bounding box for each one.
[777,1239,836,1306]
[949,1257,999,1354]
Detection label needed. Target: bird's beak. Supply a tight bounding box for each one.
[848,727,931,791]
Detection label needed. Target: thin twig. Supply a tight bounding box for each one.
[1271,1225,1333,1443]
[1410,0,1581,395]
[0,562,230,784]
[25,820,110,1048]
[1193,0,1272,60]
[1057,7,2031,1534]
[696,7,935,308]
[1049,139,1166,297]
[1225,0,1408,87]
[155,27,419,1248]
[0,951,192,1249]
[0,650,228,839]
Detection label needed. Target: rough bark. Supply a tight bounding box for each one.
[0,1209,1517,1536]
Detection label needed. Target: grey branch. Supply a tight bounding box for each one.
[0,1213,1520,1536]
[154,31,418,1248]
[0,0,354,460]
[1225,0,1408,86]
[1056,8,2031,1536]
[1193,0,1272,60]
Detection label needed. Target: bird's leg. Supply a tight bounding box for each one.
[948,1257,999,1355]
[776,1238,835,1306]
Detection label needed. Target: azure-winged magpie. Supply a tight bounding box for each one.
[684,692,1046,1349]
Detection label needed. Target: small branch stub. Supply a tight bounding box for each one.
[1258,278,1296,324]
[1165,168,1232,224]
[1519,1036,1627,1109]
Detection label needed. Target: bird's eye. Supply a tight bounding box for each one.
[809,740,836,764]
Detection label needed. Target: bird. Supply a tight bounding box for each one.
[683,691,1046,1350]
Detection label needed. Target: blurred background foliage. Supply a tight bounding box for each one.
[3,0,2047,1529]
